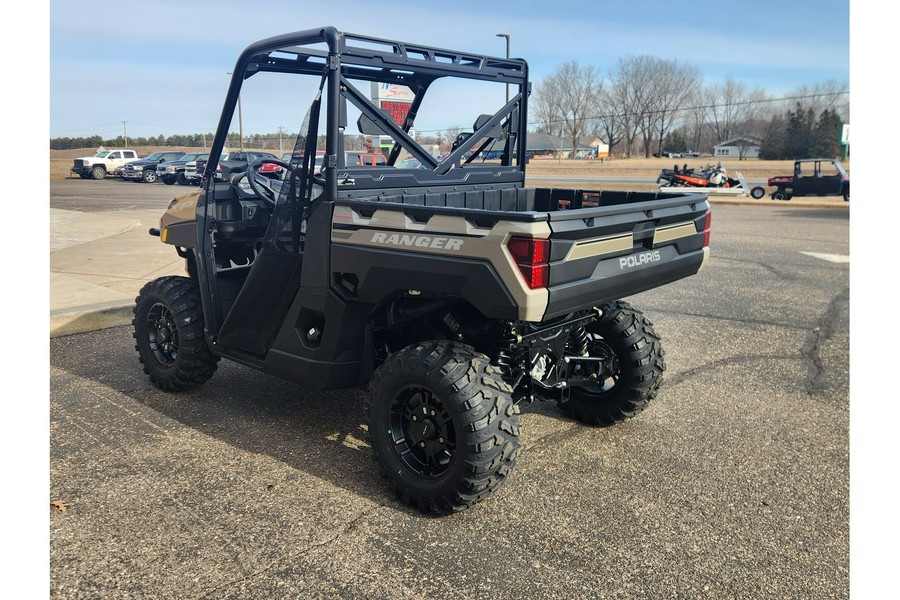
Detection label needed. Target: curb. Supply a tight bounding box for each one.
[50,301,134,339]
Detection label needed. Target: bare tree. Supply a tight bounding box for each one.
[606,57,651,157]
[702,77,768,144]
[784,80,850,121]
[613,56,662,158]
[609,56,700,158]
[532,75,564,137]
[593,84,628,158]
[533,61,601,157]
[651,60,701,157]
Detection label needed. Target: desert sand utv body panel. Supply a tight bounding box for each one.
[137,27,711,513]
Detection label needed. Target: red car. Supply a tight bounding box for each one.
[258,151,323,177]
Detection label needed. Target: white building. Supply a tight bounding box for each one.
[713,137,761,159]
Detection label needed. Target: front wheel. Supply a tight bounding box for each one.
[750,186,766,199]
[91,165,106,180]
[366,341,521,514]
[843,187,849,202]
[176,172,188,185]
[558,300,665,426]
[162,176,176,185]
[133,276,218,391]
[142,169,158,183]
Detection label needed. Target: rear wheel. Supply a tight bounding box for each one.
[133,276,218,391]
[557,300,665,426]
[772,190,789,201]
[750,186,766,199]
[366,341,521,513]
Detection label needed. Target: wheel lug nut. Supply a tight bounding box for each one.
[419,442,426,448]
[438,437,444,444]
[411,415,418,422]
[430,410,436,416]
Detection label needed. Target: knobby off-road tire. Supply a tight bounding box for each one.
[133,276,219,391]
[558,300,665,426]
[366,341,521,514]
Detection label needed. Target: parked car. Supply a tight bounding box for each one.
[184,153,222,185]
[156,152,209,185]
[123,151,186,183]
[213,150,279,180]
[345,151,387,166]
[71,148,139,180]
[259,151,323,177]
[396,158,426,169]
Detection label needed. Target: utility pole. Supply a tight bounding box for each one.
[122,121,128,147]
[496,33,510,103]
[277,126,284,154]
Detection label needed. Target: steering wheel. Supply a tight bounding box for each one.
[247,157,327,205]
[246,158,291,205]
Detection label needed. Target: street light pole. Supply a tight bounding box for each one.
[496,33,510,103]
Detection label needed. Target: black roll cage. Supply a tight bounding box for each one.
[204,26,530,187]
[196,27,531,354]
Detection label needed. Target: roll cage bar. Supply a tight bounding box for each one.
[206,26,530,188]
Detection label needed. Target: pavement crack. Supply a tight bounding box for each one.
[663,354,793,388]
[648,307,810,331]
[194,502,387,599]
[801,287,849,397]
[713,254,796,280]
[525,422,583,451]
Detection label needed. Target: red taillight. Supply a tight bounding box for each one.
[702,210,712,247]
[508,237,550,289]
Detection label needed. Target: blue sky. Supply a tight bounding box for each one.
[48,0,851,140]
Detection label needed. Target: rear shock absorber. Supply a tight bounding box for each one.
[491,348,515,374]
[567,326,590,357]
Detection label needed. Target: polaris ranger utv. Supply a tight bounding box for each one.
[134,27,711,513]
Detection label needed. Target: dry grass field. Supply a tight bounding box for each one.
[50,147,843,192]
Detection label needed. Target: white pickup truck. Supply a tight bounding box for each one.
[70,147,139,180]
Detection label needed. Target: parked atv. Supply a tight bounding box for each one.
[767,158,849,201]
[133,27,710,514]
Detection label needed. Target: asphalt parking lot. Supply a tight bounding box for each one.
[49,196,850,598]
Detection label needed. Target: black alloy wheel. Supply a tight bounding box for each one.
[133,276,218,391]
[367,341,521,513]
[388,385,456,478]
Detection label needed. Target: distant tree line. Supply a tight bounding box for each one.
[532,56,849,160]
[49,132,374,152]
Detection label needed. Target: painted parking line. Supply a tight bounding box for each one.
[801,251,850,263]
